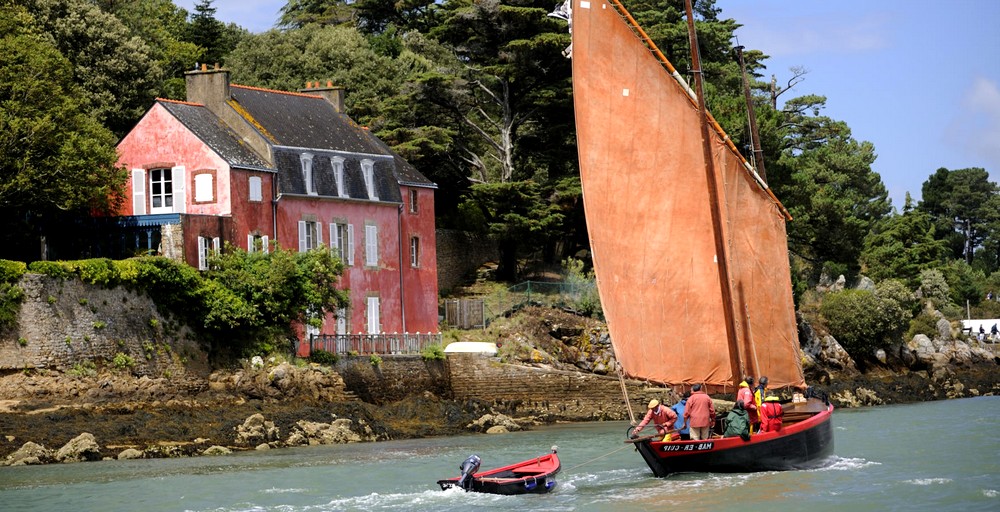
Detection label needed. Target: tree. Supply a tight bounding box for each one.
[820,281,911,362]
[918,167,998,264]
[859,193,948,285]
[767,95,891,281]
[189,0,226,65]
[26,0,162,137]
[278,0,356,28]
[0,3,126,261]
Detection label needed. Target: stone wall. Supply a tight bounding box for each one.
[435,229,497,293]
[0,275,206,375]
[445,353,672,422]
[334,355,451,404]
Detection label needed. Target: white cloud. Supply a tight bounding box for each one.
[730,8,892,58]
[948,77,1000,173]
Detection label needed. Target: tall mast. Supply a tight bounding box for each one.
[735,45,767,183]
[684,0,744,386]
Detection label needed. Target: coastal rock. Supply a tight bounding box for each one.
[831,387,882,407]
[486,425,509,434]
[235,413,280,446]
[117,448,144,460]
[287,418,362,445]
[55,433,101,463]
[466,413,522,433]
[907,335,937,365]
[857,276,875,292]
[4,441,53,466]
[936,318,952,341]
[202,445,232,456]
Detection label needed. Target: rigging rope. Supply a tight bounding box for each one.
[562,444,633,473]
[616,361,636,424]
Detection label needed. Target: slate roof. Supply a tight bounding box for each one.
[157,99,271,171]
[227,84,435,198]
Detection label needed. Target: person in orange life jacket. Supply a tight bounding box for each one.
[633,399,679,441]
[736,376,758,434]
[684,384,716,440]
[759,395,784,433]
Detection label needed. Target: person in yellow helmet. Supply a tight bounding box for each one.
[632,398,679,441]
[759,395,784,433]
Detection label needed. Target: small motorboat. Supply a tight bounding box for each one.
[437,447,561,495]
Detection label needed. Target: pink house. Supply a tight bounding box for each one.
[115,67,439,354]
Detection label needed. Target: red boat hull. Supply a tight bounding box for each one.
[635,400,834,477]
[437,452,561,495]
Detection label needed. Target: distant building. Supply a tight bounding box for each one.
[114,65,439,352]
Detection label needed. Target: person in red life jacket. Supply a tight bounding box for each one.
[759,395,784,433]
[632,399,679,441]
[684,384,716,440]
[736,376,758,434]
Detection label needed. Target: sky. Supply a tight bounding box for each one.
[176,0,1000,210]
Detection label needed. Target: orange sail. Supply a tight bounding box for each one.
[571,0,805,389]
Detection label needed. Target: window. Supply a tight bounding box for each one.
[150,168,173,213]
[409,189,418,214]
[131,169,146,215]
[329,222,350,262]
[336,307,347,335]
[197,236,220,270]
[194,173,214,202]
[298,220,322,252]
[249,176,262,201]
[332,157,346,198]
[410,236,420,267]
[366,296,380,334]
[364,223,378,267]
[247,234,269,254]
[301,153,315,195]
[361,159,378,200]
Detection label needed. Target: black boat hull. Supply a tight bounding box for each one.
[635,401,834,477]
[438,474,558,495]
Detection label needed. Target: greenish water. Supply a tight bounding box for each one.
[1,396,997,511]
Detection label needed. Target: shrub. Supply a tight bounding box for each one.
[112,352,135,370]
[905,312,939,341]
[420,344,446,361]
[369,354,382,368]
[0,260,27,282]
[820,287,910,360]
[310,349,338,365]
[73,258,117,287]
[27,260,73,279]
[918,269,951,308]
[93,320,107,329]
[0,283,26,327]
[18,337,27,347]
[68,360,97,378]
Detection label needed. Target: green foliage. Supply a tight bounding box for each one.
[820,284,911,360]
[68,360,96,378]
[938,259,983,307]
[919,167,998,264]
[420,344,446,361]
[92,320,107,329]
[0,260,26,282]
[18,337,27,347]
[47,296,57,305]
[28,261,73,279]
[561,256,602,318]
[860,195,949,285]
[112,352,135,370]
[905,312,939,341]
[918,269,951,307]
[369,353,383,368]
[310,349,339,365]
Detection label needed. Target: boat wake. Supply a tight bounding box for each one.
[810,455,880,472]
[902,478,953,486]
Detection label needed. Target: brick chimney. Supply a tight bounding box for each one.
[183,63,273,166]
[300,80,345,113]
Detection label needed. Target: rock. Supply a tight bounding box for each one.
[875,349,887,364]
[485,425,509,434]
[466,413,522,433]
[55,433,102,463]
[202,445,232,456]
[907,335,937,365]
[235,413,280,446]
[936,318,952,341]
[255,443,271,451]
[117,448,144,460]
[288,418,362,445]
[857,276,875,292]
[5,441,53,466]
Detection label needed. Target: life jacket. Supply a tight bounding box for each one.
[760,397,783,432]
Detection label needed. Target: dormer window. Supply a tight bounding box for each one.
[301,153,315,195]
[332,156,346,198]
[361,159,378,200]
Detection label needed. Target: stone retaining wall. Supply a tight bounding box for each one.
[435,229,497,293]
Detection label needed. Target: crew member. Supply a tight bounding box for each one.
[633,399,678,441]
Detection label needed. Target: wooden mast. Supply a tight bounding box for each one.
[684,0,744,386]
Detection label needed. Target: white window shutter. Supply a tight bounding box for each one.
[347,224,355,265]
[262,235,269,254]
[247,234,254,252]
[131,169,146,215]
[315,222,322,247]
[365,225,378,266]
[212,237,220,253]
[329,224,338,258]
[367,297,380,334]
[171,166,186,213]
[197,236,207,270]
[298,221,307,252]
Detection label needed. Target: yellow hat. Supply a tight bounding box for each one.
[765,395,780,402]
[648,399,659,409]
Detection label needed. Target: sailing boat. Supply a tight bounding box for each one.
[566,0,834,476]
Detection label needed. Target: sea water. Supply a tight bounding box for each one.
[1,396,997,512]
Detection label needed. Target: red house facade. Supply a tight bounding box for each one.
[115,67,439,354]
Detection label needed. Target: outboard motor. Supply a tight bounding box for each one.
[456,454,482,490]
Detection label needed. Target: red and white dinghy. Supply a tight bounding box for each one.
[437,448,561,495]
